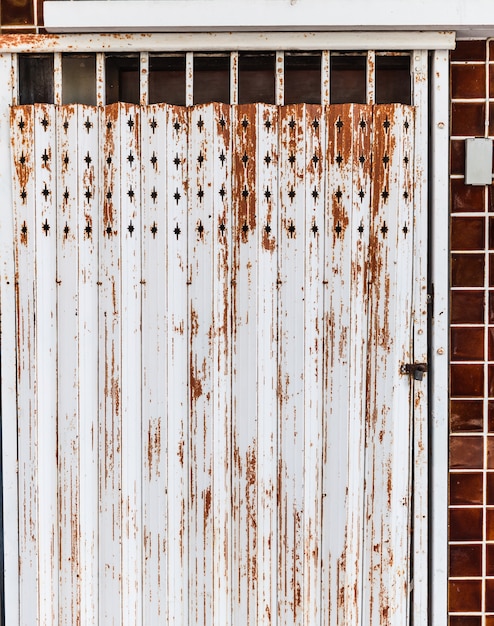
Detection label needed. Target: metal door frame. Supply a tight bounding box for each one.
[0,33,450,626]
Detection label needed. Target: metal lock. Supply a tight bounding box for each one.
[401,362,428,381]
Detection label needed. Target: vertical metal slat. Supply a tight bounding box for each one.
[56,104,80,625]
[77,104,100,625]
[35,103,59,626]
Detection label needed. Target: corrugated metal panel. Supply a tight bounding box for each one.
[10,102,419,625]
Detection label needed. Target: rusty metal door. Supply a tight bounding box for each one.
[10,100,417,625]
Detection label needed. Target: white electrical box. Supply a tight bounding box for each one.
[465,137,493,185]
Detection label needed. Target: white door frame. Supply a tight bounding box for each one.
[0,33,451,626]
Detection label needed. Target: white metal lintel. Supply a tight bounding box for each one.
[0,31,455,53]
[40,0,490,37]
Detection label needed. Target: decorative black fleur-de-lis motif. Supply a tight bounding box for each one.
[18,118,25,132]
[106,155,112,165]
[174,189,181,204]
[42,218,50,235]
[19,152,26,165]
[404,154,409,166]
[151,221,158,238]
[264,187,271,200]
[85,187,92,202]
[403,190,409,200]
[151,153,158,168]
[197,221,204,236]
[41,116,49,130]
[402,224,408,237]
[358,222,364,236]
[21,221,28,237]
[219,150,226,165]
[127,220,135,236]
[173,120,181,132]
[174,223,181,239]
[63,120,69,132]
[106,225,113,237]
[197,151,204,167]
[288,118,296,129]
[106,190,112,200]
[20,188,27,202]
[288,220,296,237]
[219,223,226,236]
[151,187,158,203]
[197,187,204,201]
[383,118,390,132]
[84,117,93,133]
[381,187,389,201]
[242,118,249,129]
[359,154,365,164]
[197,116,204,131]
[358,188,365,201]
[380,222,388,236]
[242,222,249,234]
[42,184,50,199]
[311,223,319,236]
[335,187,342,202]
[127,116,134,130]
[312,119,319,129]
[219,117,226,129]
[242,186,249,199]
[150,117,158,133]
[127,151,134,165]
[312,153,319,166]
[84,152,92,167]
[382,154,389,167]
[63,188,69,202]
[359,118,366,129]
[41,149,49,165]
[404,119,409,131]
[127,186,135,200]
[264,152,271,166]
[85,221,92,238]
[219,186,226,199]
[106,121,112,130]
[336,152,343,166]
[173,153,180,169]
[312,187,319,200]
[288,153,296,166]
[288,187,296,202]
[63,222,70,238]
[265,119,271,129]
[336,118,343,131]
[264,223,271,234]
[242,153,249,166]
[335,222,342,237]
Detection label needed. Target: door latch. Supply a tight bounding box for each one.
[401,362,428,381]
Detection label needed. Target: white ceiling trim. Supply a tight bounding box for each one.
[42,0,492,39]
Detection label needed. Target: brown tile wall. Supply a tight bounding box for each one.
[0,0,43,32]
[450,39,494,624]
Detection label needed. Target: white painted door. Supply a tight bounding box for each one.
[10,101,420,625]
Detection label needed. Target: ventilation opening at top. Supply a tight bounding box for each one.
[17,51,412,106]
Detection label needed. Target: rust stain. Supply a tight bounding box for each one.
[203,486,211,522]
[233,103,257,244]
[103,104,119,226]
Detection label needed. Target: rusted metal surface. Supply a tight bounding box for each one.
[11,102,417,625]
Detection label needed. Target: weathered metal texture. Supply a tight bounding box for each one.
[363,104,415,626]
[11,102,418,625]
[322,103,372,626]
[11,104,38,626]
[99,101,122,626]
